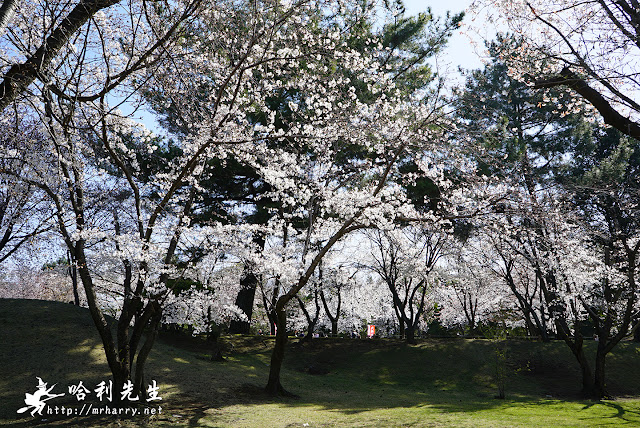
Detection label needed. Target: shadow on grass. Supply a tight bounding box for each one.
[578,399,640,425]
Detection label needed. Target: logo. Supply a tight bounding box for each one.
[17,377,163,418]
[17,377,64,417]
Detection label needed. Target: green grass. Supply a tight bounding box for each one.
[1,298,640,427]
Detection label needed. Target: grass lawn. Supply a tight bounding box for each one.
[1,298,640,427]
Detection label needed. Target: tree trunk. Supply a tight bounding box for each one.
[308,293,321,342]
[405,323,416,344]
[577,347,595,397]
[632,318,640,342]
[0,0,122,113]
[0,0,18,33]
[593,342,608,399]
[207,306,224,361]
[267,309,277,335]
[296,294,319,343]
[557,320,594,397]
[265,301,294,396]
[68,250,80,306]
[534,68,640,139]
[229,267,258,334]
[320,288,341,337]
[229,235,265,334]
[133,303,162,399]
[397,318,404,338]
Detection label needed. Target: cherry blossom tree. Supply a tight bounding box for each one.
[436,244,503,335]
[363,226,446,343]
[454,12,640,395]
[562,127,640,398]
[318,260,355,336]
[130,0,467,395]
[0,0,465,399]
[473,178,625,397]
[470,0,640,138]
[0,0,203,112]
[141,2,463,338]
[1,0,333,399]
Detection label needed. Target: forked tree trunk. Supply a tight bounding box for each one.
[577,347,595,397]
[297,291,320,343]
[320,288,341,337]
[76,240,165,402]
[133,303,163,399]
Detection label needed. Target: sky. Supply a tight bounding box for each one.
[402,0,497,75]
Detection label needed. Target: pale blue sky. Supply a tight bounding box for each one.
[403,0,494,74]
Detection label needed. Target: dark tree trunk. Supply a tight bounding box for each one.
[207,306,224,361]
[267,308,278,335]
[505,267,549,342]
[133,303,162,399]
[0,0,18,33]
[265,301,294,396]
[229,267,259,334]
[297,290,320,343]
[331,321,338,336]
[320,287,341,337]
[594,345,608,399]
[556,319,594,397]
[577,347,595,397]
[0,0,122,112]
[229,235,265,334]
[405,323,416,344]
[534,68,640,139]
[632,317,640,342]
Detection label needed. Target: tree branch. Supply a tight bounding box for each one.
[533,67,640,138]
[0,0,122,112]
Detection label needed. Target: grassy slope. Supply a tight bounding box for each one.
[1,298,640,427]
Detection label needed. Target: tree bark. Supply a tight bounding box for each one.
[594,342,608,399]
[0,0,121,112]
[265,299,294,396]
[533,68,640,139]
[133,302,162,399]
[320,287,341,336]
[405,324,416,344]
[68,250,80,306]
[0,0,18,34]
[297,290,320,343]
[229,267,259,334]
[555,318,594,397]
[229,234,265,334]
